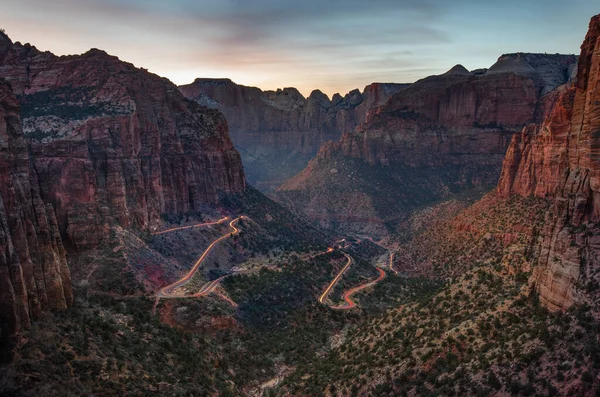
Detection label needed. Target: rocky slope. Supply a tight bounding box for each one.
[0,32,246,250]
[498,14,600,311]
[0,30,248,336]
[179,79,408,190]
[275,53,577,236]
[0,79,72,338]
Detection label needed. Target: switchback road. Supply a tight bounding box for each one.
[157,216,244,299]
[151,217,229,235]
[389,252,398,275]
[318,252,353,304]
[330,267,385,310]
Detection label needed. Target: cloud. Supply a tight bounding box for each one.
[0,0,596,96]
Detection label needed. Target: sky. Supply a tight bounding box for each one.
[1,1,598,97]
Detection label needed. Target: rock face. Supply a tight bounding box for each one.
[0,33,246,249]
[179,79,408,190]
[0,79,72,335]
[498,15,600,311]
[0,30,247,332]
[487,53,578,94]
[315,54,577,168]
[275,53,577,235]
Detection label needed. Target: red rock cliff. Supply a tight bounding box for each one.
[179,79,408,190]
[0,35,246,249]
[317,55,576,169]
[0,79,72,335]
[498,15,600,311]
[179,79,409,154]
[276,55,576,234]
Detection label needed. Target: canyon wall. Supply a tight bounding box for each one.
[498,15,600,311]
[0,31,247,332]
[179,79,408,190]
[0,33,246,249]
[275,54,577,235]
[0,79,72,335]
[305,53,577,169]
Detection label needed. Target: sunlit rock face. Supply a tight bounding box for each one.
[498,15,600,311]
[179,78,409,190]
[275,53,577,235]
[0,33,246,250]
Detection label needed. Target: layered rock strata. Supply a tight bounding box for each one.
[0,33,246,249]
[0,30,247,331]
[276,54,577,234]
[498,15,600,311]
[179,79,408,190]
[0,79,72,334]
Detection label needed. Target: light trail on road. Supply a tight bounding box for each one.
[151,217,229,235]
[330,267,385,310]
[389,252,398,275]
[318,252,353,304]
[157,216,244,299]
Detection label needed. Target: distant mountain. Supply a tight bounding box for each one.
[179,79,409,191]
[283,17,600,396]
[274,53,578,237]
[487,52,578,94]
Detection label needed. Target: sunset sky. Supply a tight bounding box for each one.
[2,1,597,97]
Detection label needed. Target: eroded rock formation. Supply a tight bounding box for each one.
[498,15,600,311]
[179,79,408,190]
[275,54,577,235]
[0,33,246,249]
[0,30,247,332]
[0,79,72,335]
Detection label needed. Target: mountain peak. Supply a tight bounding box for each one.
[0,29,12,57]
[444,64,471,76]
[192,77,234,86]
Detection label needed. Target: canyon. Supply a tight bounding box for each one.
[1,9,600,396]
[179,78,408,191]
[274,53,578,236]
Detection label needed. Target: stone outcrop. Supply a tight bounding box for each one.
[0,33,246,249]
[179,79,408,190]
[275,53,577,235]
[0,79,72,335]
[487,52,578,95]
[497,14,600,311]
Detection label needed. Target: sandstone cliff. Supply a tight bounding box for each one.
[0,79,72,336]
[0,33,246,249]
[0,30,247,334]
[275,54,577,235]
[310,53,577,168]
[179,79,408,190]
[498,15,600,311]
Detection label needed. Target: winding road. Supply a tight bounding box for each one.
[151,217,229,235]
[389,252,398,275]
[157,216,244,299]
[330,267,386,310]
[319,250,390,309]
[154,216,389,311]
[318,252,354,304]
